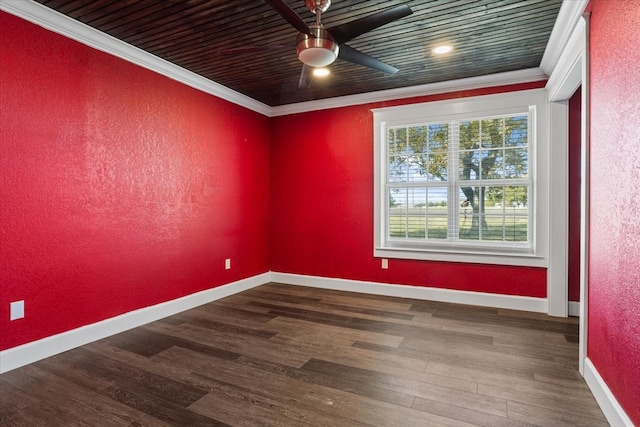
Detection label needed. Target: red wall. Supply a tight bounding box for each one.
[588,0,640,423]
[568,89,582,302]
[270,82,547,298]
[0,13,271,351]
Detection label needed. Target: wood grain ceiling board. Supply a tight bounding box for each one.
[33,0,563,106]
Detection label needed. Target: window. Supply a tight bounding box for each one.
[373,90,548,266]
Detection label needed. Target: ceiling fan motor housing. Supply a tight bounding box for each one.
[296,25,339,67]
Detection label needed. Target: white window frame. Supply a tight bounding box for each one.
[373,89,548,267]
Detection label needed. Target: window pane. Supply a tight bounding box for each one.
[484,214,505,241]
[505,185,528,208]
[408,154,429,182]
[429,123,448,152]
[485,186,505,208]
[503,185,528,242]
[428,153,448,181]
[481,118,504,148]
[388,155,407,183]
[459,213,479,240]
[481,149,504,179]
[427,216,448,239]
[388,188,407,238]
[505,215,528,242]
[505,116,528,147]
[407,188,426,238]
[427,187,447,239]
[395,127,407,151]
[504,148,528,178]
[389,188,407,209]
[459,151,480,180]
[408,126,428,154]
[407,216,426,238]
[389,215,406,238]
[460,120,480,150]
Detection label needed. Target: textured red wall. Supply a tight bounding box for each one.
[588,0,640,423]
[270,82,547,297]
[0,13,270,350]
[568,89,581,302]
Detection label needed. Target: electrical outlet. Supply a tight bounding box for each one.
[381,258,389,269]
[10,300,24,321]
[225,258,231,270]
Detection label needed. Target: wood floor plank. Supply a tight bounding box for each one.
[426,361,595,402]
[144,319,312,368]
[236,355,416,408]
[250,301,480,342]
[302,384,477,427]
[506,400,610,427]
[2,365,171,427]
[265,316,404,348]
[412,397,537,427]
[302,358,507,417]
[0,283,608,427]
[104,325,241,360]
[479,383,607,421]
[151,346,315,403]
[267,333,428,373]
[241,291,443,330]
[189,379,373,427]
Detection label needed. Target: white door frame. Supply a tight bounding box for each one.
[546,14,589,374]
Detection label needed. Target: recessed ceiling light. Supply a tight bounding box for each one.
[433,45,453,55]
[313,67,330,77]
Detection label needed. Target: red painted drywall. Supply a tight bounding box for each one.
[568,89,581,302]
[0,13,270,350]
[588,0,640,423]
[270,82,547,297]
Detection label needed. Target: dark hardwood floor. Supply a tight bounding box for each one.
[0,283,608,426]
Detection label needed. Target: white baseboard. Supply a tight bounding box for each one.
[569,300,581,317]
[0,271,550,374]
[271,272,548,313]
[0,272,271,374]
[584,358,634,427]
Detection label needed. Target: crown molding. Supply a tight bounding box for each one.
[2,0,585,118]
[270,68,548,116]
[546,16,586,101]
[540,0,589,76]
[0,0,272,116]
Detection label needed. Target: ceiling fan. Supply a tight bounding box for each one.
[263,0,413,87]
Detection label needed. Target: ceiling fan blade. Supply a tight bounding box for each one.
[298,64,312,88]
[328,5,413,45]
[338,44,398,75]
[263,0,311,35]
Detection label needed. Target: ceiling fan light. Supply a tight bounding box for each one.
[298,47,338,67]
[296,26,339,67]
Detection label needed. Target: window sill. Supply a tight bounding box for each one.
[374,246,547,267]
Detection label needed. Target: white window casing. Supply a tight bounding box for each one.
[373,89,549,267]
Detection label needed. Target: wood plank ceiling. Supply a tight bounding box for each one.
[33,0,563,106]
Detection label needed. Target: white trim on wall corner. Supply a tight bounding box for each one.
[584,358,635,427]
[271,272,548,313]
[0,272,271,374]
